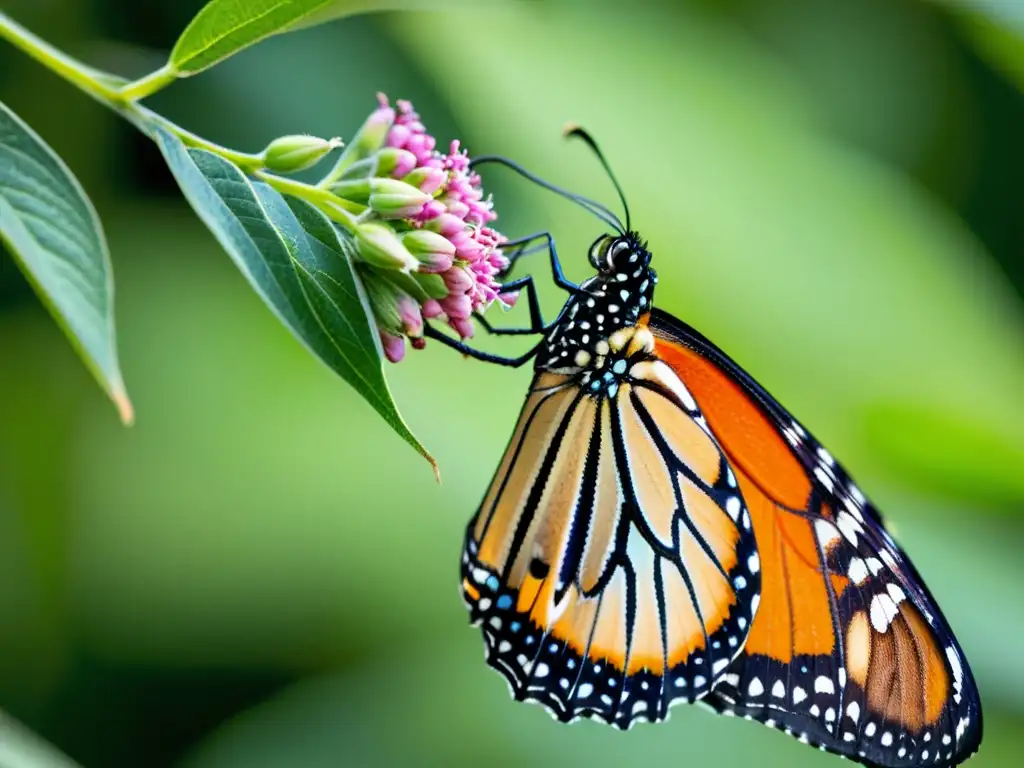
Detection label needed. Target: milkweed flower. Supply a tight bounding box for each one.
[328,94,515,363]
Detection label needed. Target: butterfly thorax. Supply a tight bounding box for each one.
[535,232,658,380]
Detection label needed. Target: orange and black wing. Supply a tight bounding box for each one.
[461,352,760,729]
[649,308,982,768]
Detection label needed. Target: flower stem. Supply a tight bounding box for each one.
[0,10,126,104]
[0,12,365,238]
[132,104,266,172]
[118,64,178,102]
[0,11,260,176]
[253,171,362,234]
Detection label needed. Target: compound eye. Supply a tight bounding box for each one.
[589,235,614,270]
[605,238,631,270]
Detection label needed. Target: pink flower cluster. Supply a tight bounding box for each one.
[373,95,516,361]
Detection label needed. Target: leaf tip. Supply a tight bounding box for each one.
[113,387,135,426]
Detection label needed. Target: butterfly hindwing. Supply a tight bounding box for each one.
[461,330,761,729]
[649,309,982,768]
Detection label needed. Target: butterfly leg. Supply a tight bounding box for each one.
[500,231,578,293]
[474,231,577,335]
[475,275,549,336]
[423,324,542,367]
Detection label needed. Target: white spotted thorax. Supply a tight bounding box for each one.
[537,232,657,382]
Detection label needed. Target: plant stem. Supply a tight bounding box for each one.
[119,64,178,102]
[0,10,125,104]
[0,10,361,233]
[0,11,265,173]
[254,172,362,234]
[133,105,266,173]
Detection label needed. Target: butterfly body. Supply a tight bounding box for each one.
[534,233,656,373]
[446,145,981,768]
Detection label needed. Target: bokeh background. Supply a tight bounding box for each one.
[1,0,1022,766]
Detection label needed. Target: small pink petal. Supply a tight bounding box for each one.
[386,124,411,148]
[441,292,472,320]
[421,299,444,319]
[443,266,474,293]
[451,317,475,339]
[380,330,406,363]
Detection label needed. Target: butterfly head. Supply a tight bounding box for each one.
[585,230,657,319]
[589,231,652,274]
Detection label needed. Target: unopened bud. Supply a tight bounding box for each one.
[395,293,424,337]
[379,330,406,363]
[402,230,456,272]
[425,213,467,238]
[262,135,341,173]
[412,272,449,300]
[355,223,418,272]
[443,266,475,293]
[367,178,432,219]
[362,272,403,334]
[327,178,370,203]
[375,147,418,178]
[441,292,472,321]
[402,166,447,194]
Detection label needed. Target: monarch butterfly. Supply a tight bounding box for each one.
[423,129,982,768]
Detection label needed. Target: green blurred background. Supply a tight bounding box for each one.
[1,1,1023,766]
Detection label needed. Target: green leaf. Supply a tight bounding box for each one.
[955,8,1024,91]
[0,711,82,768]
[152,126,432,471]
[0,100,132,424]
[168,0,488,76]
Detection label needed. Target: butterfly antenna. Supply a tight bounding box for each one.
[470,155,625,234]
[563,124,632,233]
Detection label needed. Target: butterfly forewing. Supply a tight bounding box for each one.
[461,326,761,728]
[649,309,982,768]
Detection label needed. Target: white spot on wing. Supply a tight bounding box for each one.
[815,520,840,548]
[848,558,869,585]
[870,593,899,633]
[815,676,835,695]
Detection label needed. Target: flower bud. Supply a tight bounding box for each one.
[425,213,467,238]
[395,293,424,337]
[326,179,371,204]
[355,223,418,272]
[380,330,406,363]
[441,292,472,321]
[422,299,444,319]
[402,166,447,195]
[367,178,433,219]
[380,271,429,304]
[361,272,402,334]
[401,230,456,273]
[376,147,418,178]
[443,266,475,293]
[450,317,475,339]
[412,272,449,300]
[262,135,341,174]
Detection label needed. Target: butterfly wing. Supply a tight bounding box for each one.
[461,350,761,729]
[648,308,982,768]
